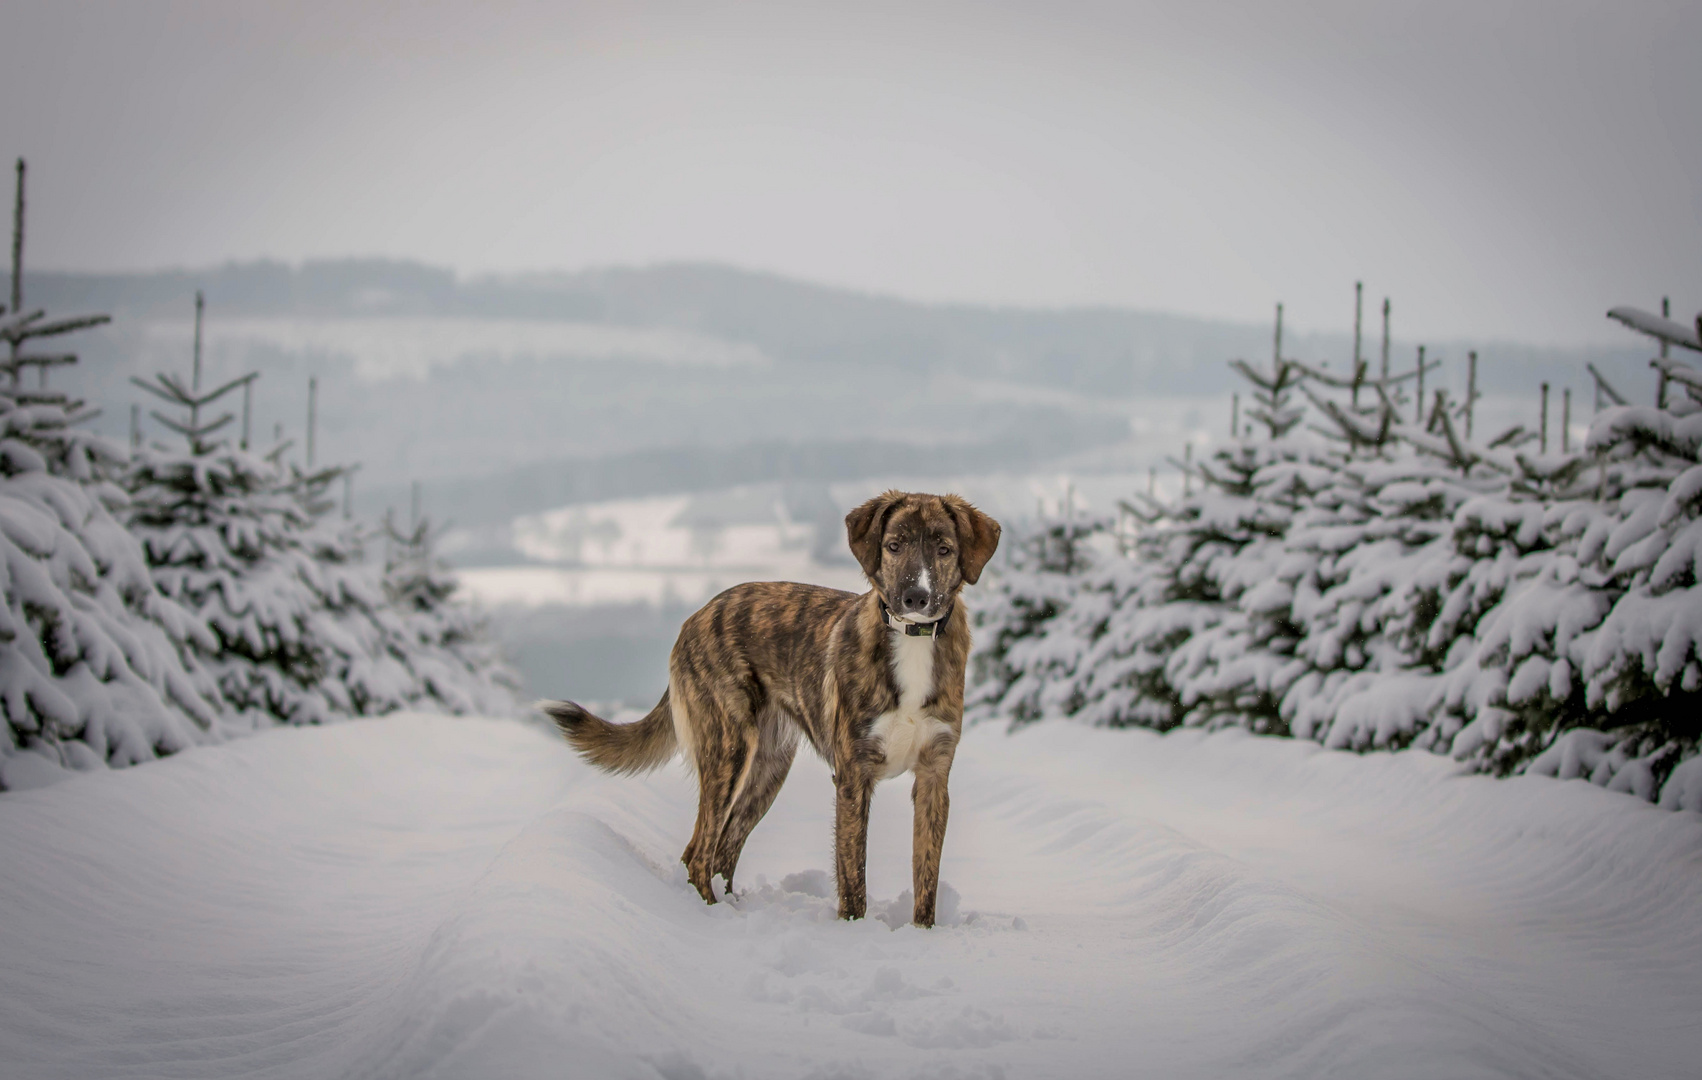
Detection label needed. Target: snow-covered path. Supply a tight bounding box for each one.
[2,716,1699,1080]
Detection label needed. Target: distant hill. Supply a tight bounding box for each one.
[13,259,1653,398]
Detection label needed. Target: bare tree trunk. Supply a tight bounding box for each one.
[1657,297,1670,407]
[1540,382,1550,454]
[1466,351,1478,440]
[1415,346,1426,425]
[1380,298,1390,381]
[307,376,317,468]
[10,158,23,318]
[1352,281,1363,407]
[1562,387,1571,452]
[190,292,204,436]
[9,158,23,383]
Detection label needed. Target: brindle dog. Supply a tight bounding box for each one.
[540,490,1000,927]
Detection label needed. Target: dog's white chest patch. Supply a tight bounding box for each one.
[871,630,949,780]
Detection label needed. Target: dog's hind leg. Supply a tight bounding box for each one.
[684,764,737,903]
[715,723,799,893]
[681,701,758,905]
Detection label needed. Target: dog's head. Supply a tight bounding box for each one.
[845,490,1001,623]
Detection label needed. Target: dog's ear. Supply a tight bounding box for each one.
[845,490,905,579]
[942,495,1001,585]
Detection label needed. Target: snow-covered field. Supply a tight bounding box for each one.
[3,714,1698,1080]
[455,471,1191,612]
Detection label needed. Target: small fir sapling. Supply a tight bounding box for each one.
[968,496,1108,725]
[282,459,422,719]
[381,509,520,716]
[126,293,358,728]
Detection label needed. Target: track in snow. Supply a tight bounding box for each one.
[1,715,1699,1080]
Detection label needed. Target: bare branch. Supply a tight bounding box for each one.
[10,390,71,407]
[1289,355,1438,391]
[150,411,197,437]
[0,352,77,378]
[1,312,111,344]
[264,439,296,465]
[1432,400,1479,474]
[0,308,44,336]
[131,375,189,406]
[1586,362,1628,406]
[1488,424,1533,449]
[1228,358,1283,390]
[199,371,260,406]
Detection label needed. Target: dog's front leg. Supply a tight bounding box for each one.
[834,769,875,920]
[911,738,956,927]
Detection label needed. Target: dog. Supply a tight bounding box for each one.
[539,490,1000,927]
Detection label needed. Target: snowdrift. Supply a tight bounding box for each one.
[2,713,1699,1079]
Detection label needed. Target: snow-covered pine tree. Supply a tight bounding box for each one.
[381,510,519,716]
[1511,307,1702,808]
[1,160,222,788]
[1235,343,1701,801]
[1071,415,1328,735]
[967,499,1108,725]
[280,460,426,718]
[971,296,1702,810]
[1270,359,1567,758]
[971,352,1343,736]
[125,293,361,729]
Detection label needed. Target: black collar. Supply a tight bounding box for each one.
[879,597,952,637]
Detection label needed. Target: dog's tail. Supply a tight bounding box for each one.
[538,692,678,775]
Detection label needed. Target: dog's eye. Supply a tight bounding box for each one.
[938,546,951,557]
[886,541,900,553]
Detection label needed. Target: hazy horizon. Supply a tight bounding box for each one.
[12,254,1680,353]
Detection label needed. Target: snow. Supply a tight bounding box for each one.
[465,489,868,610]
[2,713,1699,1079]
[1605,305,1702,353]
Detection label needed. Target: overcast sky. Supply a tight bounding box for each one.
[3,0,1696,344]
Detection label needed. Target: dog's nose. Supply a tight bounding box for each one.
[901,586,928,611]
